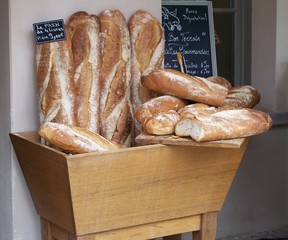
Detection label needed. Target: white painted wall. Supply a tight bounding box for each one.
[1,0,288,239]
[5,1,161,239]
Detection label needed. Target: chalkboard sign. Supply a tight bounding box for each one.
[33,19,66,44]
[162,1,217,77]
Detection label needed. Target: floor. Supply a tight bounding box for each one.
[217,225,288,240]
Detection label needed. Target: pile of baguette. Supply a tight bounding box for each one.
[36,9,272,155]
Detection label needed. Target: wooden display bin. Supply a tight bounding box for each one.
[10,131,248,240]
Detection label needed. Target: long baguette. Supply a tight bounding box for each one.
[99,9,134,147]
[175,108,272,142]
[141,69,229,106]
[36,31,76,125]
[39,122,123,154]
[67,11,102,133]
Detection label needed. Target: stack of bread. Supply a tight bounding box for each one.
[35,9,272,155]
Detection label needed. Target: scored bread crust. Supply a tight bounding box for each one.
[67,11,102,133]
[223,85,261,109]
[38,122,123,154]
[141,69,229,107]
[98,9,134,147]
[128,10,165,112]
[36,30,76,125]
[175,108,272,142]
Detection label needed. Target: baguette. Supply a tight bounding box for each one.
[206,76,232,89]
[175,108,272,142]
[128,10,165,109]
[67,11,102,133]
[36,31,76,125]
[135,95,188,126]
[223,85,261,109]
[99,9,134,147]
[38,122,123,154]
[141,69,229,106]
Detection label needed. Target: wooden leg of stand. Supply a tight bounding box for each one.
[41,217,77,240]
[163,234,182,240]
[193,212,217,240]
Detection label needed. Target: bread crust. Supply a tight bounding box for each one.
[38,122,123,154]
[36,31,76,125]
[67,11,102,133]
[99,9,134,147]
[135,95,188,125]
[128,10,165,109]
[143,110,180,135]
[223,85,261,109]
[175,108,272,141]
[141,69,229,106]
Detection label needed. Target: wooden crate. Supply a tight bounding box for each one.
[10,131,248,240]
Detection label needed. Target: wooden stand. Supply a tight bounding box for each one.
[10,132,248,240]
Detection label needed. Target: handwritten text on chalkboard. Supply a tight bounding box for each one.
[162,2,217,77]
[33,19,66,44]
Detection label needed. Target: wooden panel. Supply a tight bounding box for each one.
[10,132,248,237]
[67,140,248,235]
[76,215,200,240]
[10,133,76,233]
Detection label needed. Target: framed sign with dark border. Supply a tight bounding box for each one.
[33,19,66,44]
[162,1,217,77]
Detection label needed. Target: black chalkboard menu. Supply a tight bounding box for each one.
[33,19,66,44]
[162,1,217,77]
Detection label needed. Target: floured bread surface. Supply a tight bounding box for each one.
[143,110,180,135]
[177,103,218,119]
[136,95,188,125]
[36,32,76,125]
[39,122,122,154]
[223,85,261,109]
[67,11,102,133]
[128,10,165,136]
[141,69,228,106]
[175,108,272,141]
[99,9,134,147]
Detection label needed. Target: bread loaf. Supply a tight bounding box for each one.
[142,110,180,135]
[206,76,232,89]
[177,103,218,119]
[141,69,229,106]
[36,31,76,125]
[67,11,102,133]
[223,85,261,109]
[98,9,134,147]
[135,95,188,126]
[38,122,123,154]
[128,10,165,110]
[175,108,272,142]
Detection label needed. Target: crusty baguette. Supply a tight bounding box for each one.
[67,11,102,133]
[98,9,134,147]
[38,122,123,154]
[143,110,180,135]
[141,69,229,106]
[177,103,218,119]
[175,108,272,142]
[223,85,261,109]
[128,10,165,110]
[135,95,188,126]
[206,76,232,89]
[36,31,76,125]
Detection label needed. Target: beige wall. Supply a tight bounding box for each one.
[1,0,288,239]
